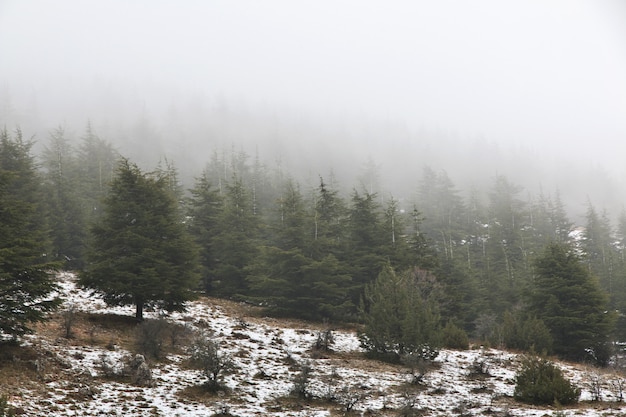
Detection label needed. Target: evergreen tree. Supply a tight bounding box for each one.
[187,171,223,292]
[613,209,626,340]
[211,176,259,297]
[418,167,466,261]
[582,202,617,299]
[76,123,119,222]
[247,180,353,320]
[436,257,480,331]
[41,126,87,268]
[359,264,442,361]
[383,196,412,271]
[527,190,572,250]
[529,242,615,364]
[345,189,387,304]
[310,176,347,260]
[80,158,200,320]
[408,206,439,270]
[0,128,61,339]
[484,175,529,313]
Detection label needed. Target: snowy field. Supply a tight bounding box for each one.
[5,271,626,416]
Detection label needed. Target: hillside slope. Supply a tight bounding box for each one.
[1,272,625,416]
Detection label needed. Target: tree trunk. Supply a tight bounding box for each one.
[135,301,144,321]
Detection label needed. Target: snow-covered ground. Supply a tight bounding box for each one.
[6,271,626,416]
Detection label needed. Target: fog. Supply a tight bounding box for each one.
[1,0,625,221]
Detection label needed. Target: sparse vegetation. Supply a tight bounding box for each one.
[188,333,234,392]
[0,395,16,417]
[290,360,313,399]
[60,304,77,339]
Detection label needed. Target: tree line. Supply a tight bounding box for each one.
[1,124,624,366]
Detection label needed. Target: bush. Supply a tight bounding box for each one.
[61,304,77,339]
[514,355,580,405]
[135,318,169,359]
[313,327,335,352]
[442,321,469,350]
[189,333,234,392]
[0,395,16,417]
[290,360,313,399]
[501,311,552,354]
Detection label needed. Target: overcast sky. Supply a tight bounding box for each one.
[1,0,625,168]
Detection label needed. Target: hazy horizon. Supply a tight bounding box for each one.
[1,0,625,222]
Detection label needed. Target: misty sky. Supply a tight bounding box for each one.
[1,0,625,170]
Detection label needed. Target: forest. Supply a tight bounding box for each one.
[1,119,625,370]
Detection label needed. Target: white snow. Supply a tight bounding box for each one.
[8,271,626,416]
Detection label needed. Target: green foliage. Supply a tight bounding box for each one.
[345,189,387,302]
[529,242,615,364]
[0,128,61,339]
[436,257,479,331]
[41,126,88,268]
[514,355,580,405]
[210,177,258,297]
[246,179,353,320]
[500,310,553,354]
[80,159,200,320]
[187,172,223,293]
[441,321,469,350]
[359,265,441,362]
[247,245,353,321]
[310,176,347,261]
[483,175,530,312]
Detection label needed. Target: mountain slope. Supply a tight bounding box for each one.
[1,272,624,416]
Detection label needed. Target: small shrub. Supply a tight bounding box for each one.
[135,318,169,359]
[169,322,194,348]
[401,353,429,385]
[335,385,364,413]
[442,321,469,350]
[313,327,335,352]
[188,333,234,392]
[468,349,491,378]
[610,376,626,402]
[585,369,603,402]
[290,360,313,399]
[61,304,77,339]
[0,395,16,417]
[514,355,580,405]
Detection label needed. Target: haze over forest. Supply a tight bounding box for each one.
[1,0,626,223]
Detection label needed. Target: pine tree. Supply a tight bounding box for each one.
[211,176,258,297]
[187,171,223,293]
[247,179,353,320]
[76,123,119,223]
[345,189,386,303]
[80,158,200,320]
[41,126,87,268]
[484,175,529,313]
[529,242,615,364]
[310,176,347,261]
[582,202,617,298]
[359,264,442,361]
[418,167,466,262]
[0,128,61,339]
